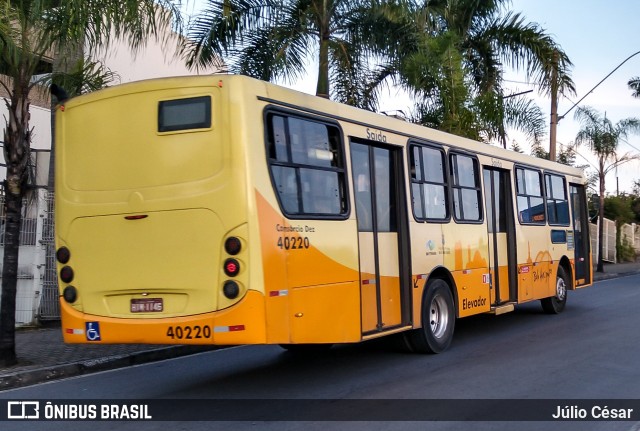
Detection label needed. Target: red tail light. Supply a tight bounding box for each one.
[224,259,240,277]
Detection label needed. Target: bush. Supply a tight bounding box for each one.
[617,235,637,262]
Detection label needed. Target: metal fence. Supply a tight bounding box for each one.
[589,218,617,263]
[39,191,59,320]
[590,219,640,264]
[0,190,51,325]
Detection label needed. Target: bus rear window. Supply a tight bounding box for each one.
[158,96,211,132]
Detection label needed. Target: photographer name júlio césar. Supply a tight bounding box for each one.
[552,405,634,420]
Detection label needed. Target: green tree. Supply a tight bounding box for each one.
[373,0,574,146]
[49,58,120,98]
[574,106,640,273]
[0,0,181,366]
[629,77,640,98]
[530,141,578,166]
[185,0,399,108]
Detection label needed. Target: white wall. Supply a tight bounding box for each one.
[0,103,52,150]
[93,33,221,84]
[0,103,52,183]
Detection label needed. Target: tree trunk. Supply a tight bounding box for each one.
[596,171,605,273]
[0,74,30,366]
[316,29,330,99]
[0,191,23,366]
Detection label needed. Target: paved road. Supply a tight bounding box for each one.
[2,275,640,431]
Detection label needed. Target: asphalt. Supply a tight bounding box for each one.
[1,261,640,391]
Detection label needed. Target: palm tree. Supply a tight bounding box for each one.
[49,58,120,98]
[185,0,401,108]
[629,77,640,98]
[373,0,574,146]
[0,0,182,366]
[574,106,640,272]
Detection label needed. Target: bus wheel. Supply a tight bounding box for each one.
[406,278,455,354]
[541,266,568,314]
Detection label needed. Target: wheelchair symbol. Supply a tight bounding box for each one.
[85,322,101,341]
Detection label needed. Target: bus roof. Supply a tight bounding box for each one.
[59,74,585,179]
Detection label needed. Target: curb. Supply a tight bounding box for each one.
[593,269,640,282]
[0,345,217,391]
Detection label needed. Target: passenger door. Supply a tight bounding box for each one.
[350,140,410,334]
[570,184,592,286]
[483,167,517,304]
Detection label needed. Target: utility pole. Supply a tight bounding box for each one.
[549,50,559,162]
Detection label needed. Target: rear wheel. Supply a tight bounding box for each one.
[541,266,568,314]
[406,278,455,353]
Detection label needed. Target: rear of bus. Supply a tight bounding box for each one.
[55,76,264,345]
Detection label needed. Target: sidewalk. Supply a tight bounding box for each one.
[0,325,217,391]
[2,260,640,391]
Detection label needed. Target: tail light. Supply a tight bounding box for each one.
[60,266,74,283]
[56,247,71,264]
[224,237,242,255]
[224,258,240,277]
[63,286,78,303]
[223,281,240,299]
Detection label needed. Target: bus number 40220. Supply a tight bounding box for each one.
[277,236,310,250]
[166,325,212,340]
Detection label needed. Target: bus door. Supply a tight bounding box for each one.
[482,167,517,305]
[350,140,410,335]
[570,184,591,286]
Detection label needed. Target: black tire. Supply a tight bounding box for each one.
[541,266,568,314]
[406,278,455,354]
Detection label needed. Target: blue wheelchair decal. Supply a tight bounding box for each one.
[85,322,101,341]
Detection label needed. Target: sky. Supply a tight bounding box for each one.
[503,0,640,195]
[187,0,640,195]
[380,0,640,196]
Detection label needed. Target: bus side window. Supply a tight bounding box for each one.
[516,167,545,224]
[545,173,570,226]
[266,113,348,218]
[410,143,448,222]
[450,153,482,222]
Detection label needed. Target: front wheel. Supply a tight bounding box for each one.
[541,266,568,314]
[406,278,455,353]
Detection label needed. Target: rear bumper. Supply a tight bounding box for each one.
[60,290,266,345]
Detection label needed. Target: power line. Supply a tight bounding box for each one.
[558,50,640,121]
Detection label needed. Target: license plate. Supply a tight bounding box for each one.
[130,298,163,313]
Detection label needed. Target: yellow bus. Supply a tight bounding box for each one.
[55,75,591,353]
